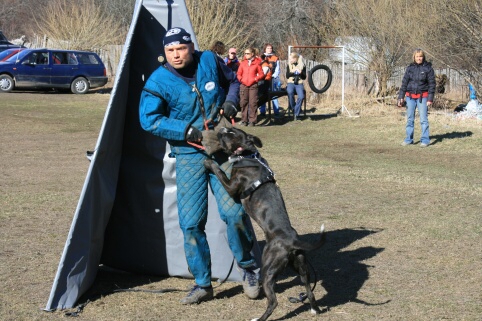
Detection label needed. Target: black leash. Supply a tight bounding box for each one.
[112,283,203,295]
[107,257,234,295]
[287,259,318,304]
[64,300,90,317]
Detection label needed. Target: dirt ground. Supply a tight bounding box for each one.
[0,91,481,321]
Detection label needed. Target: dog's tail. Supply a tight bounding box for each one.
[293,224,325,251]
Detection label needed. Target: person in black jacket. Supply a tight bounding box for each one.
[397,48,436,147]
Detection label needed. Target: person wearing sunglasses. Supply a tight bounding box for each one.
[236,47,265,126]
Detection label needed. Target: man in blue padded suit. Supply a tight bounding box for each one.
[139,27,260,304]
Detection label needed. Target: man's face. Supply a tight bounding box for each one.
[165,43,194,69]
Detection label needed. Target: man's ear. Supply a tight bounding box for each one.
[189,42,195,53]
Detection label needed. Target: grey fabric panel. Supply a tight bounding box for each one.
[44,1,144,310]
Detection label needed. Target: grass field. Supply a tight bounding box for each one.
[0,91,481,321]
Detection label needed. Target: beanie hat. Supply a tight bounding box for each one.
[163,27,192,47]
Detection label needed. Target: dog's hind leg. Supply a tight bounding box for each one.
[255,244,290,321]
[291,252,322,315]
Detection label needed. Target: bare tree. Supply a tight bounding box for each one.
[185,0,255,52]
[417,0,482,94]
[0,0,31,38]
[250,0,332,59]
[34,0,125,50]
[329,0,417,97]
[95,0,135,31]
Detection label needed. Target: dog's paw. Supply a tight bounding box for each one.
[204,158,214,170]
[310,306,323,315]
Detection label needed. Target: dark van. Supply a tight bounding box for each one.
[0,48,108,94]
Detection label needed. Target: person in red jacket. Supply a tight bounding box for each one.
[237,47,265,126]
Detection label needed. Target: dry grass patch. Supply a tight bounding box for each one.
[1,92,481,321]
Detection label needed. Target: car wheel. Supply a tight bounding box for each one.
[0,74,14,93]
[71,77,90,94]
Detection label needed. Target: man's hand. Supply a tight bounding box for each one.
[185,126,202,142]
[220,101,237,119]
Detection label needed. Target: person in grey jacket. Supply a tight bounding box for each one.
[397,48,436,147]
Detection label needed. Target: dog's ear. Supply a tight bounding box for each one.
[249,134,263,148]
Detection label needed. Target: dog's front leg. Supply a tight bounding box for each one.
[204,159,241,197]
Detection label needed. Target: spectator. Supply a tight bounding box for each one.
[210,40,226,58]
[286,52,306,118]
[397,48,435,147]
[139,27,260,305]
[258,54,272,110]
[224,47,239,73]
[258,43,280,118]
[237,47,265,126]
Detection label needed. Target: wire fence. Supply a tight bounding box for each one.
[27,35,479,102]
[281,59,480,104]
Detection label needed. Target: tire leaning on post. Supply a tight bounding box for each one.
[307,64,332,94]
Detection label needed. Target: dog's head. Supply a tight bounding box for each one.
[217,127,262,156]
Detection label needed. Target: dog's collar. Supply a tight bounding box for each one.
[228,151,260,163]
[229,152,276,199]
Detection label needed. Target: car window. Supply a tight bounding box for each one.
[75,53,100,65]
[68,53,78,64]
[52,52,77,65]
[4,49,29,62]
[0,49,16,61]
[38,52,49,64]
[22,51,49,65]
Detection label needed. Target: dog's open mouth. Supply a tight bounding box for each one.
[232,146,244,156]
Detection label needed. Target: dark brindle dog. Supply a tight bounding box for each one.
[204,126,325,321]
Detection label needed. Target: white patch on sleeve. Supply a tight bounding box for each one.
[205,81,215,91]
